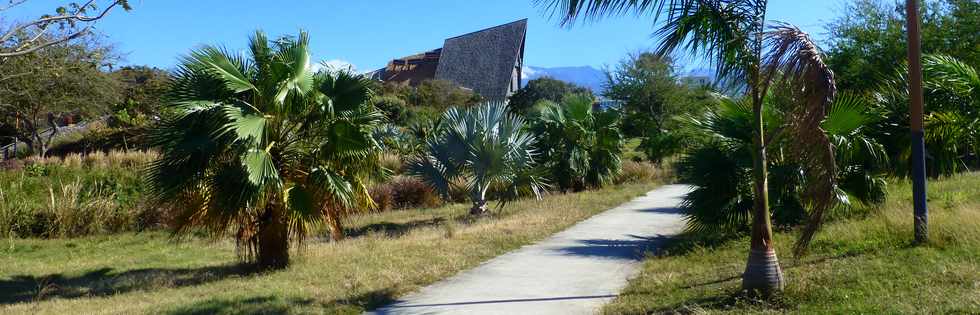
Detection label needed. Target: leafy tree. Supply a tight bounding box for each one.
[604,53,681,136]
[0,35,121,156]
[603,52,712,162]
[109,66,171,127]
[0,0,131,59]
[540,0,842,294]
[826,0,980,92]
[147,31,384,269]
[408,102,546,214]
[412,79,482,109]
[679,93,887,243]
[508,77,593,114]
[530,94,624,191]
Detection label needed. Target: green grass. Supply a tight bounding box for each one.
[0,182,663,314]
[603,173,980,314]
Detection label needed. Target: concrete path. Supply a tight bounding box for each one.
[368,184,691,315]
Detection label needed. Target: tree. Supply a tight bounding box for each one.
[412,79,482,109]
[530,94,624,191]
[539,0,840,294]
[147,31,384,269]
[603,52,713,162]
[0,35,121,156]
[825,0,980,92]
[109,66,171,127]
[508,77,593,115]
[408,102,546,214]
[1,0,131,59]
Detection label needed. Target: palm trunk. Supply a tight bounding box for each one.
[470,199,488,215]
[325,206,345,241]
[742,86,784,295]
[257,203,289,269]
[469,184,489,215]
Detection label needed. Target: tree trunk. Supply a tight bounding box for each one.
[325,206,345,241]
[742,87,784,295]
[257,204,289,270]
[469,199,488,215]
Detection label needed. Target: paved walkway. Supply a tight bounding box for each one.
[368,184,691,315]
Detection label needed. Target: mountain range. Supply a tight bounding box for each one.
[521,65,718,95]
[521,66,607,93]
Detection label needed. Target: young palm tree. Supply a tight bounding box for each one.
[531,94,624,191]
[873,54,980,176]
[538,0,839,294]
[147,31,383,269]
[680,92,888,250]
[408,102,547,214]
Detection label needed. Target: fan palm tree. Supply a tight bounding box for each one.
[408,102,547,214]
[147,31,383,269]
[538,0,840,294]
[531,94,625,191]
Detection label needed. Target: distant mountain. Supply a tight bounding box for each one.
[521,66,606,94]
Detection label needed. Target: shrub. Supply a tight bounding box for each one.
[372,95,409,125]
[369,176,442,211]
[614,160,669,185]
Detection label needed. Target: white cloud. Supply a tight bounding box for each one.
[520,66,539,79]
[313,59,357,73]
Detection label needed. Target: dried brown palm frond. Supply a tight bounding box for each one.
[762,22,837,257]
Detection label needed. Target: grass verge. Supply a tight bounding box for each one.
[603,173,980,314]
[1,182,662,314]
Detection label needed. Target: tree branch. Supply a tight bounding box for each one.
[0,0,127,58]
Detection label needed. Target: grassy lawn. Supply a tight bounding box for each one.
[604,173,980,314]
[0,182,661,314]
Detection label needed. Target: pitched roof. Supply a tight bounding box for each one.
[435,19,527,101]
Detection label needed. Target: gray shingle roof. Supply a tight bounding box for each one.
[435,19,527,102]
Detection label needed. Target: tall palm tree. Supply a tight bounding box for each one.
[537,0,839,294]
[531,94,625,191]
[147,31,383,269]
[408,102,547,214]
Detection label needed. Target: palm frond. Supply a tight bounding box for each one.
[761,23,838,256]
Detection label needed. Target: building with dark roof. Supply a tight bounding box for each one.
[368,19,527,101]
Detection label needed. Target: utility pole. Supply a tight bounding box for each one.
[906,0,928,243]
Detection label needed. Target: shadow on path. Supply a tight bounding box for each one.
[556,234,677,260]
[0,264,256,305]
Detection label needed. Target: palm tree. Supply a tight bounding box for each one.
[680,92,887,250]
[538,0,840,294]
[530,94,625,191]
[408,102,547,214]
[147,31,383,269]
[872,54,980,176]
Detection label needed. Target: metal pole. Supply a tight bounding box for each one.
[906,0,928,243]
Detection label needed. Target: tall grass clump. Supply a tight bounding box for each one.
[0,150,163,238]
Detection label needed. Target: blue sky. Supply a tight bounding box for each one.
[7,0,845,71]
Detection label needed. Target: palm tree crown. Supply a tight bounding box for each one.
[147,31,383,269]
[408,102,546,214]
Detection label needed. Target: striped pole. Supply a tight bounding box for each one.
[906,0,928,243]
